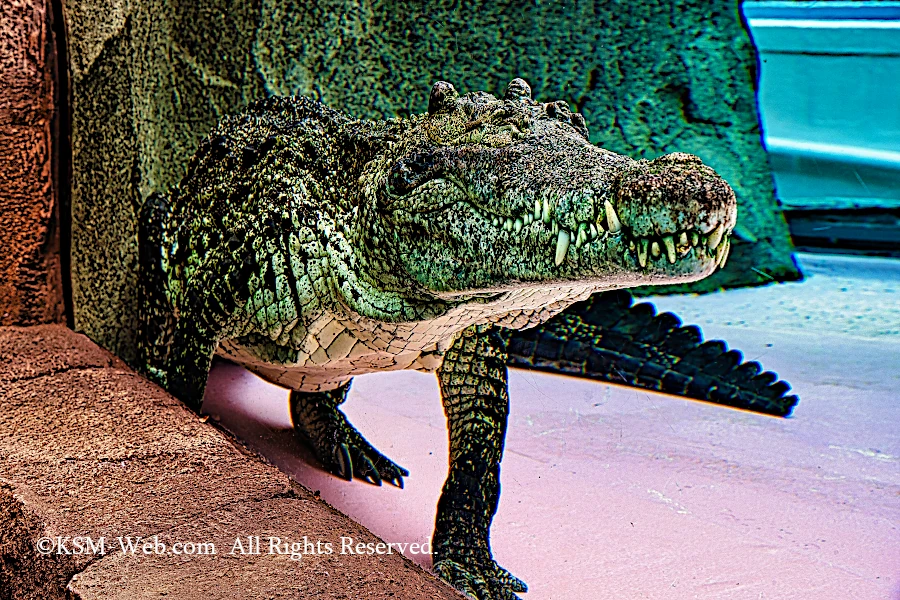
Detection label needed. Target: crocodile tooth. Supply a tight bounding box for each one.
[552,220,559,235]
[690,231,699,246]
[604,200,622,234]
[678,232,688,246]
[589,223,598,239]
[637,238,649,267]
[524,213,532,225]
[651,241,661,258]
[707,223,725,251]
[718,237,731,267]
[504,217,513,231]
[534,198,542,221]
[715,235,729,265]
[628,240,635,251]
[492,216,499,227]
[575,223,588,248]
[554,230,571,266]
[514,218,523,233]
[662,235,677,264]
[542,196,552,224]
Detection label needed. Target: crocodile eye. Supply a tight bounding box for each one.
[428,81,459,115]
[387,150,448,196]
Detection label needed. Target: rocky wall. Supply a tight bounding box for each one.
[0,0,64,327]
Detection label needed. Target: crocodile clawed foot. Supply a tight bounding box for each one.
[328,437,410,488]
[433,557,527,600]
[290,388,409,487]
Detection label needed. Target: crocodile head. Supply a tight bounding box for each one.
[361,79,736,299]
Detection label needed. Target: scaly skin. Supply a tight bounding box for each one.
[502,290,799,417]
[139,79,741,599]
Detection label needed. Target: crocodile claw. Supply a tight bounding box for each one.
[328,440,409,487]
[359,453,382,486]
[434,557,527,600]
[336,443,353,481]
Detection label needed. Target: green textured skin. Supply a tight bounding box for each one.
[139,80,743,598]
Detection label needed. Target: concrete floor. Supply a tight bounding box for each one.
[204,253,899,600]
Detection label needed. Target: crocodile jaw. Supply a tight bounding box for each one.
[378,164,736,296]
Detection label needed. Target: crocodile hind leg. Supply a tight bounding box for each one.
[289,381,409,487]
[433,325,527,600]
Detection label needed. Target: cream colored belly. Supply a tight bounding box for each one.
[218,339,445,392]
[217,282,600,393]
[216,308,457,392]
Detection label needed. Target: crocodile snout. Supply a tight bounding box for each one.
[614,152,737,239]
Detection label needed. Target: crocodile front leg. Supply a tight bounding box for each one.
[433,325,527,600]
[165,229,256,411]
[290,382,409,487]
[137,192,175,386]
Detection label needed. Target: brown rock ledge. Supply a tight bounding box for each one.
[0,325,461,599]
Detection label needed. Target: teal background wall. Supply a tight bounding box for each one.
[744,1,900,211]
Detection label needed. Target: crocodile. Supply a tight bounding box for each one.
[138,78,794,599]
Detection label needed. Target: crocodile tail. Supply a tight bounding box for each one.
[501,290,798,417]
[137,192,175,383]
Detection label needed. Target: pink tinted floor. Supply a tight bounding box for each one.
[203,254,899,600]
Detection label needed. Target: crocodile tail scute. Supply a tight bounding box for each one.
[502,291,799,417]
